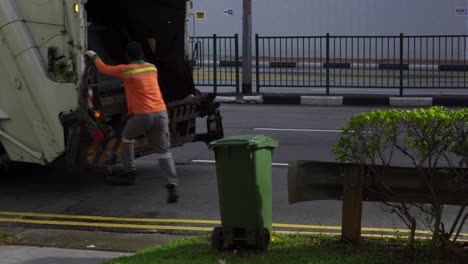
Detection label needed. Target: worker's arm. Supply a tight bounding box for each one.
[93,57,125,79]
[85,50,125,79]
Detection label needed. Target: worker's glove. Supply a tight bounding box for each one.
[84,50,97,59]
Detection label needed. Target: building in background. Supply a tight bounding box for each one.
[190,0,468,61]
[191,0,466,37]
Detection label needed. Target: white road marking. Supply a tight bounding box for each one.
[265,162,289,167]
[192,160,288,167]
[191,128,341,167]
[191,160,215,164]
[254,128,342,133]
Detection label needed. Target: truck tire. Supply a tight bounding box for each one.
[0,158,8,175]
[0,145,9,175]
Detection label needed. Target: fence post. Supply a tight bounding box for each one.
[255,34,260,93]
[341,165,363,243]
[399,33,404,96]
[326,33,330,96]
[235,34,240,94]
[213,34,218,94]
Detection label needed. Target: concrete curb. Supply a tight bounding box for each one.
[214,95,468,107]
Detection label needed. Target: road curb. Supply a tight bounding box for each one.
[214,95,468,107]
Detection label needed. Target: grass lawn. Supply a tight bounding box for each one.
[104,234,466,264]
[0,230,16,246]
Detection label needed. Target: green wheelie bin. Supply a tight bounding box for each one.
[209,135,278,251]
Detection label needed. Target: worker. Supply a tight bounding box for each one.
[85,42,179,203]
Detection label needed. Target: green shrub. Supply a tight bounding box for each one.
[333,107,467,249]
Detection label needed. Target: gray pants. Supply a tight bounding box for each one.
[121,111,178,186]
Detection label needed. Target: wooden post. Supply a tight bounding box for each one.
[341,165,363,243]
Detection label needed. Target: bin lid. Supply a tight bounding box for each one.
[209,135,278,149]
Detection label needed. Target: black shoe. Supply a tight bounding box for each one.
[105,171,136,186]
[166,184,179,203]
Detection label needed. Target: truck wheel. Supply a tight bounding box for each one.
[0,153,10,176]
[211,227,224,250]
[0,161,8,175]
[256,228,270,251]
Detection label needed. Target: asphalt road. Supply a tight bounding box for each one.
[193,67,468,93]
[0,104,466,238]
[193,67,468,95]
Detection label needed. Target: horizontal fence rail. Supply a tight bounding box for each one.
[190,34,468,95]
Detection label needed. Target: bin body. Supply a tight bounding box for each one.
[209,135,278,249]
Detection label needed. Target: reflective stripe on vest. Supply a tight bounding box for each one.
[123,65,157,78]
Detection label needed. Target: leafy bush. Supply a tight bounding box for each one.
[333,107,467,249]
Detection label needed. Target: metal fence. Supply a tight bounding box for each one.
[191,34,468,95]
[190,34,240,93]
[256,34,468,95]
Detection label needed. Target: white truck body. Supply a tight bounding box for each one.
[0,0,84,165]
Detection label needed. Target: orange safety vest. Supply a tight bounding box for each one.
[94,57,167,114]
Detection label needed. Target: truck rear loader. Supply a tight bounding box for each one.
[0,0,223,174]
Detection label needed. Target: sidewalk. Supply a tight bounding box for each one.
[0,246,129,264]
[0,227,184,264]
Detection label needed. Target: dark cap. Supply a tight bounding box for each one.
[126,41,144,62]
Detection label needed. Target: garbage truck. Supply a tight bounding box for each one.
[0,0,223,173]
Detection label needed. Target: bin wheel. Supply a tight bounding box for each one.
[211,227,224,250]
[256,228,270,251]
